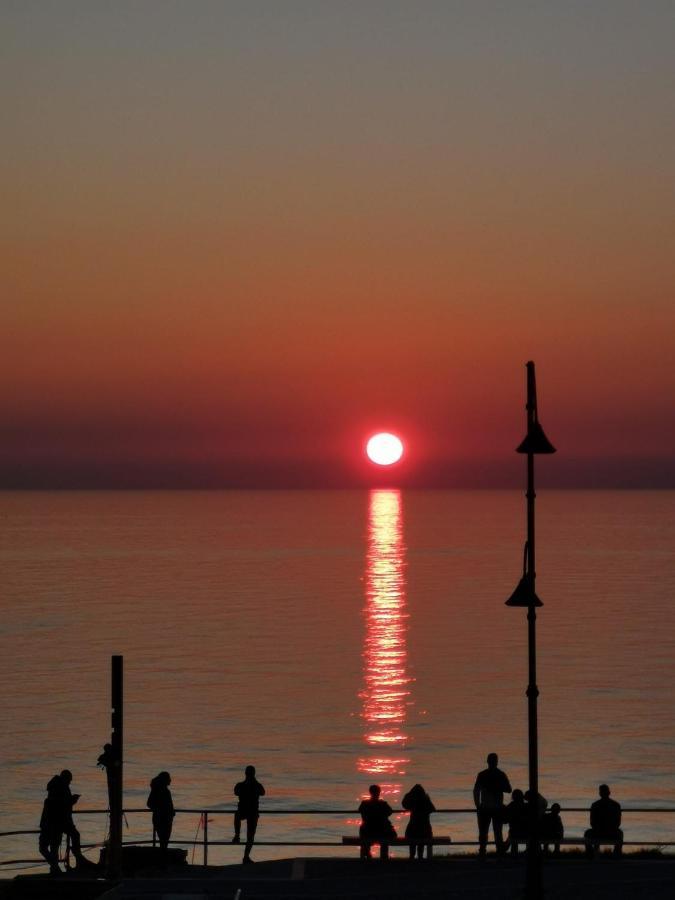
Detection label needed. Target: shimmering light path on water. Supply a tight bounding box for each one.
[359,490,411,793]
[1,490,674,864]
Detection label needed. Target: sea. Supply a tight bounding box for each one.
[1,489,674,867]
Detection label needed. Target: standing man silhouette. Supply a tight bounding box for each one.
[473,753,512,856]
[39,775,64,875]
[232,765,265,864]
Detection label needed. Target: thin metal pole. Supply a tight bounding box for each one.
[108,655,123,879]
[203,813,208,867]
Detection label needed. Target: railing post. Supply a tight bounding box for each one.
[203,813,208,867]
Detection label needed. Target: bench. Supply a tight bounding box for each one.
[508,836,623,856]
[342,836,452,858]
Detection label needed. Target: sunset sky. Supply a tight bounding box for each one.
[3,1,675,487]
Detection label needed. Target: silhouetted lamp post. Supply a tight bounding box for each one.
[506,362,555,899]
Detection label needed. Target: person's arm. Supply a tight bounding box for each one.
[401,792,412,810]
[383,802,393,816]
[473,778,481,808]
[258,782,266,796]
[503,774,512,794]
[234,783,241,798]
[590,802,597,831]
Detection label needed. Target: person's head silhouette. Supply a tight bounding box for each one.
[245,765,256,779]
[369,784,381,800]
[599,783,611,799]
[487,753,498,768]
[153,771,171,788]
[512,789,524,803]
[550,803,561,815]
[60,770,73,785]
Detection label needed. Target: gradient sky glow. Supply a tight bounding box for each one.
[3,1,675,487]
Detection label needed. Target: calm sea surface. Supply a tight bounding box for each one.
[1,490,674,864]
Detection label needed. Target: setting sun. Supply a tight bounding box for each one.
[366,433,404,466]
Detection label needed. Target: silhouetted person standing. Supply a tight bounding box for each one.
[401,783,436,859]
[232,765,265,864]
[358,784,396,860]
[585,784,623,858]
[473,753,512,856]
[39,775,64,875]
[147,772,175,865]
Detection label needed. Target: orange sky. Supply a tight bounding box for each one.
[3,2,674,487]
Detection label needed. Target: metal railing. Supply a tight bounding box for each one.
[2,806,675,869]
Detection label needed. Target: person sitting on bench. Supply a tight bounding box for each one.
[503,789,528,856]
[358,785,396,860]
[542,802,564,855]
[584,784,623,858]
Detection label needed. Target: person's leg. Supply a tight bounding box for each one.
[233,812,241,843]
[380,841,389,860]
[243,814,258,862]
[584,828,594,858]
[477,810,490,856]
[408,842,414,859]
[40,831,60,874]
[156,822,171,868]
[64,822,84,863]
[613,829,623,857]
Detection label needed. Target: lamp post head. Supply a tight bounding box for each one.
[516,420,556,455]
[505,576,543,608]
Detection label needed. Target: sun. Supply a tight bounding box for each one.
[366,432,404,466]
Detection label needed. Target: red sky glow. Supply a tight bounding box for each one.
[2,3,675,488]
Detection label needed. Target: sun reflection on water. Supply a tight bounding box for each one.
[357,489,412,797]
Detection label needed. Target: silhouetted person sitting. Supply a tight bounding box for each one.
[39,775,65,875]
[147,772,175,865]
[54,770,92,869]
[524,789,548,819]
[542,803,564,855]
[473,753,512,856]
[232,765,265,864]
[358,784,396,860]
[584,784,623,858]
[401,783,436,859]
[503,789,528,857]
